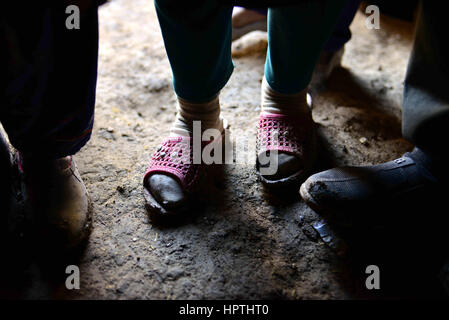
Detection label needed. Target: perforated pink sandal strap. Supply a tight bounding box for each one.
[257,113,312,158]
[144,137,199,190]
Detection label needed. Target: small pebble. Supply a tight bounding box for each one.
[359,137,369,146]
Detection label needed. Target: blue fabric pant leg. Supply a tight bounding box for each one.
[0,3,98,159]
[246,0,360,53]
[402,1,449,161]
[154,0,234,102]
[155,0,347,101]
[265,0,348,94]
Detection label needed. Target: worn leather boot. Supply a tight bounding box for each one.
[20,155,92,249]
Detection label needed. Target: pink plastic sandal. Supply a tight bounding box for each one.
[256,113,316,187]
[143,132,224,218]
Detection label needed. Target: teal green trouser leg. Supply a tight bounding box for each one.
[154,0,347,102]
[154,0,234,102]
[265,0,348,94]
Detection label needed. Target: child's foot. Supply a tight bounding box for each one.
[256,79,317,188]
[143,130,224,219]
[144,136,200,217]
[256,113,316,187]
[143,95,224,219]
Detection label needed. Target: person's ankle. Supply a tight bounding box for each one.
[170,94,222,137]
[261,77,310,116]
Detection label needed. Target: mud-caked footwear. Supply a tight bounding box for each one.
[256,113,317,188]
[20,155,92,249]
[300,148,440,215]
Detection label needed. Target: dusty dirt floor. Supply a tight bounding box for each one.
[1,0,448,299]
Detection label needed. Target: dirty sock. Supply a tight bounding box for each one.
[170,94,223,137]
[261,77,310,116]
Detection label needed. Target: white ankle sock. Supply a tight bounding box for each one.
[261,77,310,115]
[170,94,223,137]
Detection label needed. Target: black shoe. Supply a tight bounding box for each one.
[299,148,440,215]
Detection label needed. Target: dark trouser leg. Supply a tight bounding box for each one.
[323,0,361,53]
[0,3,98,159]
[402,1,449,162]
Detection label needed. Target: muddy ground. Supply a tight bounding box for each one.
[1,0,448,299]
